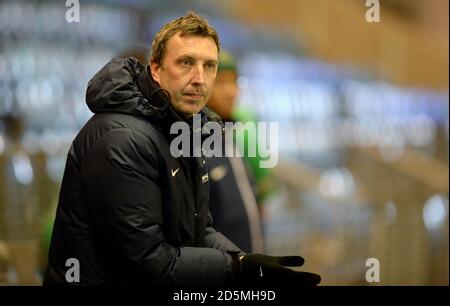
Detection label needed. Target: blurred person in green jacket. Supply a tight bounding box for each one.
[207,51,277,253]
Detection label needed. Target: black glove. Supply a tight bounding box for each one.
[237,254,321,287]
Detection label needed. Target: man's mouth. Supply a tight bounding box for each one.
[184,93,204,99]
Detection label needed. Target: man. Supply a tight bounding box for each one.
[44,12,320,287]
[1,114,39,284]
[208,52,276,204]
[207,51,273,253]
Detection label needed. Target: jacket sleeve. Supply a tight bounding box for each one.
[205,212,243,255]
[80,127,236,286]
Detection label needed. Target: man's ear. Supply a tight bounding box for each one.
[150,61,161,84]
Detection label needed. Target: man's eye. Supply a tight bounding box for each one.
[181,59,192,66]
[205,63,216,70]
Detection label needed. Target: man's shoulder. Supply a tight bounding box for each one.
[72,112,166,159]
[84,112,163,140]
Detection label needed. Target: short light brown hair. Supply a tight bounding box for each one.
[151,12,220,66]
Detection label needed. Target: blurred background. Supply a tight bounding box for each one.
[0,0,448,285]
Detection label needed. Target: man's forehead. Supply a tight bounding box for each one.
[166,33,218,59]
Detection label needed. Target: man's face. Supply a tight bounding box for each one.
[207,70,238,120]
[150,33,218,119]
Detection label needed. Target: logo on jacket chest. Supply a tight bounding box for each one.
[171,168,180,177]
[169,163,208,184]
[201,173,209,183]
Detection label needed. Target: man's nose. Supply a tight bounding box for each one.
[191,64,206,86]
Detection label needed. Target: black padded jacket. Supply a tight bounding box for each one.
[43,57,242,287]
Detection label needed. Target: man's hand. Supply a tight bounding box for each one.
[238,254,321,287]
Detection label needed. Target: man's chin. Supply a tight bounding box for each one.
[174,103,205,119]
[174,106,202,120]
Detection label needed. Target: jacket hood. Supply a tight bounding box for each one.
[86,57,221,131]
